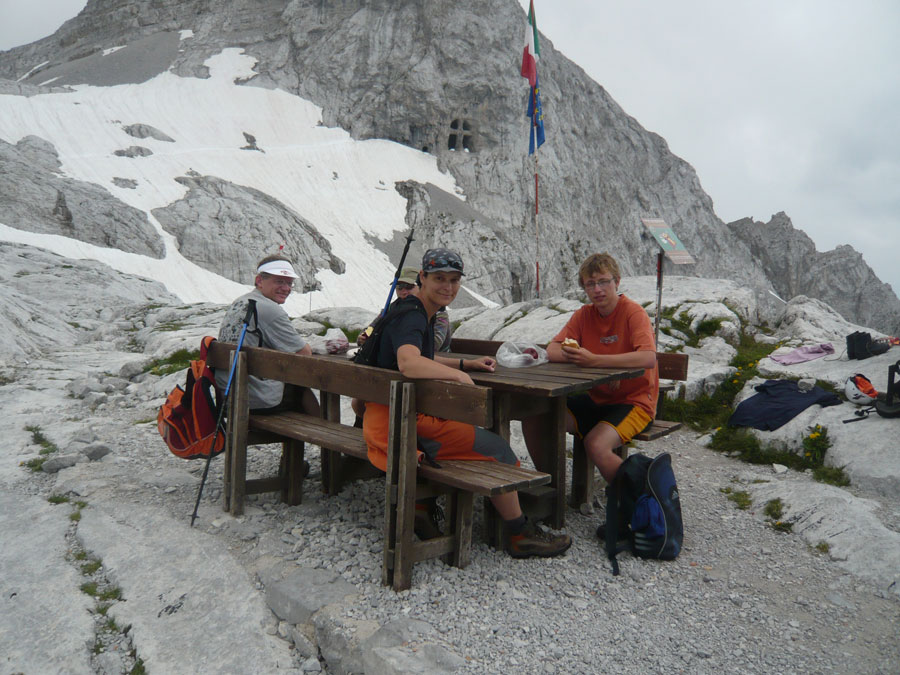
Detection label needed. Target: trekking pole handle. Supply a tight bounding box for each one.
[242,298,256,327]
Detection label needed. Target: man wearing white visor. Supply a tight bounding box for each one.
[216,254,319,421]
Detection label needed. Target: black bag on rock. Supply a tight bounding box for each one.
[846,331,890,360]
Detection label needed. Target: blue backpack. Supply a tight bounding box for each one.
[604,452,683,575]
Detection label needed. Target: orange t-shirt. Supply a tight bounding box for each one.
[553,294,658,417]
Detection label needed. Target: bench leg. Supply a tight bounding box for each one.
[226,351,249,517]
[482,498,504,550]
[281,439,305,506]
[383,381,418,591]
[569,436,593,509]
[321,392,342,495]
[229,434,247,516]
[570,438,629,509]
[447,491,474,568]
[223,426,233,513]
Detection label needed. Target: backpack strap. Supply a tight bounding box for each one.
[605,481,622,576]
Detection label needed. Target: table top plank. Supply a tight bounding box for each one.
[446,355,644,397]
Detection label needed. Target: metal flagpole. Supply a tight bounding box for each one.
[534,151,540,298]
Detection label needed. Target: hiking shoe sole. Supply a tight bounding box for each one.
[508,532,572,559]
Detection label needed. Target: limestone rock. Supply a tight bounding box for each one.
[152,174,344,290]
[265,568,356,624]
[113,145,153,157]
[0,137,164,258]
[728,212,900,335]
[122,123,175,142]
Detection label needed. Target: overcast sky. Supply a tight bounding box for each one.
[517,0,900,295]
[2,0,898,294]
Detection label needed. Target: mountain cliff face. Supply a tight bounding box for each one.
[1,0,895,331]
[728,213,899,335]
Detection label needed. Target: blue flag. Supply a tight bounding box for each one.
[527,75,545,154]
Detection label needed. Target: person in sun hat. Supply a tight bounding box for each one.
[216,254,320,420]
[360,247,572,558]
[356,266,420,346]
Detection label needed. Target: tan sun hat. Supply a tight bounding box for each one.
[396,267,419,286]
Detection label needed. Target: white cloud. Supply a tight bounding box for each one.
[0,0,87,51]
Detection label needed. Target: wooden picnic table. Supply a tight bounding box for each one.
[446,351,645,528]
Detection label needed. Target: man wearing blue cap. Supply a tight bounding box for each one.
[362,248,572,558]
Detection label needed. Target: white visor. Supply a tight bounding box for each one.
[257,260,299,279]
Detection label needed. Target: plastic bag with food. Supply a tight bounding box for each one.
[496,341,549,368]
[307,327,351,355]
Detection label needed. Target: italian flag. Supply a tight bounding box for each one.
[521,0,540,88]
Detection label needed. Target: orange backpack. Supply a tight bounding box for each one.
[157,336,225,459]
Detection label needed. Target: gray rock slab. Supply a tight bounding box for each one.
[77,500,294,673]
[363,617,437,650]
[0,490,94,674]
[364,643,466,675]
[739,394,900,498]
[41,453,82,473]
[266,567,357,624]
[82,443,112,461]
[747,478,900,596]
[313,604,380,675]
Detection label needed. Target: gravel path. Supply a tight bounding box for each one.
[5,346,899,674]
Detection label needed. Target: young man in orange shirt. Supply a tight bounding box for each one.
[523,253,658,484]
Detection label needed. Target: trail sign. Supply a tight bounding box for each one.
[641,218,695,342]
[641,218,695,264]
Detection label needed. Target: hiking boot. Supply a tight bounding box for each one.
[508,521,572,559]
[413,501,444,540]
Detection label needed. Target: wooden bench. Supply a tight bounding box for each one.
[207,341,551,590]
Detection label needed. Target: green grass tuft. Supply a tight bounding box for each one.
[764,498,784,520]
[99,586,123,602]
[81,560,102,575]
[813,465,851,486]
[47,495,70,504]
[144,348,198,376]
[26,425,59,455]
[24,457,47,472]
[720,487,752,510]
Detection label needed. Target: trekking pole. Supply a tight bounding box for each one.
[381,227,415,317]
[190,299,257,527]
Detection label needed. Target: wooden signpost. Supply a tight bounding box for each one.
[641,218,696,343]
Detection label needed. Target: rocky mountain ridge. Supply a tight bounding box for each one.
[1,0,898,334]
